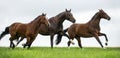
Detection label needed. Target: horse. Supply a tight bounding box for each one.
[67,9,111,48]
[16,9,76,48]
[0,13,49,49]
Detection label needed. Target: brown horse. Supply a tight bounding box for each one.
[16,9,76,48]
[67,9,111,48]
[0,13,49,49]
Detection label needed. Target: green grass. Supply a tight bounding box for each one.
[0,47,120,58]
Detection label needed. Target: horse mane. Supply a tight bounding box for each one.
[55,11,65,18]
[30,15,41,24]
[48,11,65,24]
[87,12,99,23]
[28,15,43,31]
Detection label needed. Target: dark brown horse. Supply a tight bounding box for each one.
[67,9,111,48]
[16,9,76,48]
[0,13,49,49]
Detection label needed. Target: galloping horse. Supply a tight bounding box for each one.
[0,13,49,49]
[16,9,76,48]
[67,9,111,48]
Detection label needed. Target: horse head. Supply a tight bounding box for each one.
[39,13,49,27]
[64,9,76,23]
[98,9,111,20]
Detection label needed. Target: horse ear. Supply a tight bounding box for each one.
[99,9,103,11]
[101,9,103,11]
[42,13,44,16]
[44,13,46,16]
[98,9,102,12]
[42,13,46,16]
[69,9,71,12]
[98,9,101,11]
[66,9,68,12]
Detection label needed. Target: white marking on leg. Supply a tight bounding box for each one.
[103,47,106,49]
[70,39,75,45]
[68,46,70,49]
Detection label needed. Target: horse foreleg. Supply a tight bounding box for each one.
[56,34,62,45]
[50,33,55,48]
[94,33,104,48]
[75,37,82,48]
[16,37,24,46]
[56,31,69,45]
[27,37,36,49]
[98,33,108,46]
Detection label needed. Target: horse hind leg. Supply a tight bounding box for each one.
[67,38,75,48]
[9,37,15,49]
[67,32,75,48]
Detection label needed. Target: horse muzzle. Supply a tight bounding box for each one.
[72,19,76,23]
[107,17,111,21]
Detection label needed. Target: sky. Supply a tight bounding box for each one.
[0,0,120,47]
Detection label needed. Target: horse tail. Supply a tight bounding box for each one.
[0,26,9,40]
[56,28,69,45]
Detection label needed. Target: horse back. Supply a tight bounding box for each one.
[9,22,27,36]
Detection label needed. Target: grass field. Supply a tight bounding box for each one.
[0,47,120,58]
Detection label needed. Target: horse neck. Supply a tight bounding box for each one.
[55,13,65,26]
[29,17,41,33]
[87,13,101,29]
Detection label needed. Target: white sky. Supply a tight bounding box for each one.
[0,0,120,47]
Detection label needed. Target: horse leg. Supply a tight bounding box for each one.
[50,33,55,48]
[16,37,24,46]
[75,37,82,48]
[67,32,75,48]
[98,33,108,46]
[23,37,30,48]
[67,39,75,48]
[93,33,104,48]
[56,31,69,45]
[27,37,35,49]
[10,41,12,48]
[9,37,15,49]
[56,33,62,45]
[12,42,15,49]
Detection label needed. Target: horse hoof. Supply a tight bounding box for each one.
[105,43,108,46]
[72,42,75,45]
[67,41,71,46]
[68,47,70,49]
[13,45,15,49]
[103,47,106,49]
[22,43,25,46]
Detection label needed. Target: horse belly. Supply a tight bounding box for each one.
[78,33,93,38]
[77,27,93,38]
[39,24,50,35]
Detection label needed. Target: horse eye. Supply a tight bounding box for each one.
[68,14,71,16]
